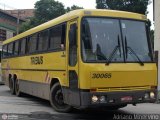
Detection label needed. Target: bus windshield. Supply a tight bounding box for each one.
[81,17,153,63]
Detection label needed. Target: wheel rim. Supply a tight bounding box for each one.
[55,89,64,105]
[52,86,68,109]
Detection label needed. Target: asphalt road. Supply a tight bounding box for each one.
[0,85,160,120]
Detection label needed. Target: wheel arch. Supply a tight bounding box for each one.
[50,78,60,89]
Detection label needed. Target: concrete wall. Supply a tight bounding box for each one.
[0,27,15,40]
[154,1,160,50]
[154,0,160,89]
[0,9,24,42]
[6,30,14,39]
[6,9,34,20]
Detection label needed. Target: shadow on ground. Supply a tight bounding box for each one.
[12,94,131,120]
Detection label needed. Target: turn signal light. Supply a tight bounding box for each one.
[151,86,157,89]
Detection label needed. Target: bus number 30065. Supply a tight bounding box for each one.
[92,73,112,79]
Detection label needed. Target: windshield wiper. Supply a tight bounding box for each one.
[96,53,108,61]
[106,35,121,65]
[125,36,144,66]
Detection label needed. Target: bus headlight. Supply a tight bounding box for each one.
[144,93,149,99]
[150,92,155,99]
[92,95,98,103]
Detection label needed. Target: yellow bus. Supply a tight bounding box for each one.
[1,9,157,112]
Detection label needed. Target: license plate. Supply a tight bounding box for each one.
[121,96,132,101]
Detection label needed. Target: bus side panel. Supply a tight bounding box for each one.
[1,51,67,100]
[19,79,50,100]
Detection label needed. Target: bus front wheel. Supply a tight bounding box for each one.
[50,83,72,112]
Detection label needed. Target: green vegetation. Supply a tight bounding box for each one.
[96,0,151,15]
[66,5,83,13]
[20,0,83,33]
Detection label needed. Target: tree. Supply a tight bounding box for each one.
[96,0,151,15]
[66,5,83,13]
[20,17,39,33]
[20,0,83,33]
[34,0,66,24]
[20,0,65,32]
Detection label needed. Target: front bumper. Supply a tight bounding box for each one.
[80,90,157,108]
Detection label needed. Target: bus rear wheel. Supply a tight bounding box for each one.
[15,78,22,96]
[9,77,15,95]
[50,83,72,112]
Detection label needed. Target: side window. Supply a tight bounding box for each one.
[20,38,26,54]
[2,45,8,58]
[69,23,77,66]
[61,24,66,48]
[8,43,13,56]
[38,30,49,51]
[26,37,30,54]
[0,50,1,62]
[49,25,63,50]
[29,34,38,53]
[13,42,15,56]
[14,41,19,55]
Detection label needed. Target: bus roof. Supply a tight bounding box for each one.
[3,9,147,45]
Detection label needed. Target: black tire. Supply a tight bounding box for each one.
[50,83,72,112]
[15,78,22,97]
[9,77,15,95]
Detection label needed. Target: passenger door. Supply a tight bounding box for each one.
[65,19,80,106]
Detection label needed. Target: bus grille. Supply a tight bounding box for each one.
[96,86,151,92]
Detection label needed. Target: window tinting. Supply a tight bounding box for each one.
[121,20,151,62]
[38,30,49,51]
[0,51,1,62]
[61,24,66,45]
[14,41,19,55]
[49,24,66,50]
[81,17,153,63]
[29,34,38,53]
[2,23,67,58]
[2,45,7,57]
[8,43,13,56]
[81,18,123,62]
[20,38,26,54]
